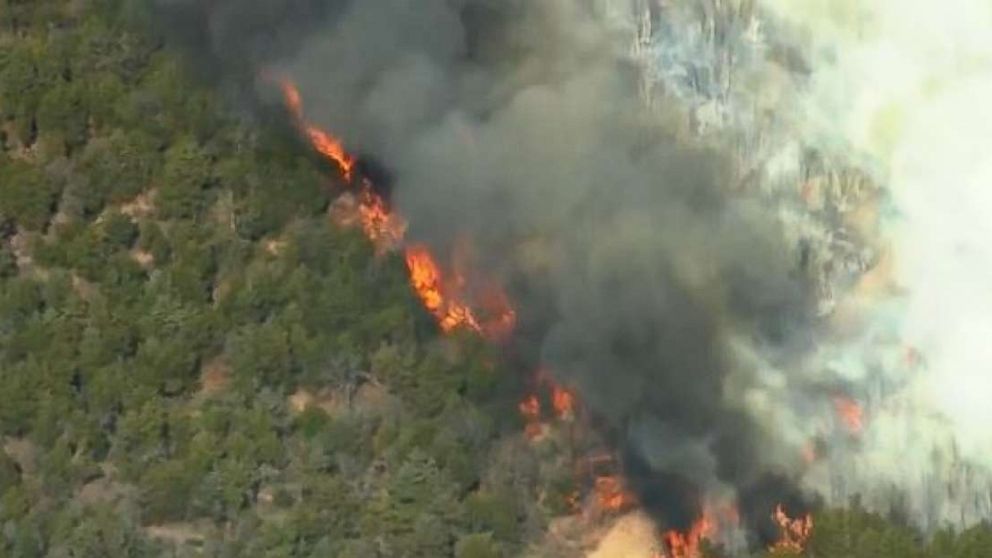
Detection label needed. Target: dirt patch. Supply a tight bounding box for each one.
[264,238,287,256]
[2,437,37,476]
[9,231,34,271]
[198,356,231,396]
[288,389,315,414]
[76,464,134,506]
[119,190,156,219]
[587,512,662,558]
[288,381,395,418]
[71,273,98,301]
[1,122,35,161]
[145,521,210,545]
[130,248,154,269]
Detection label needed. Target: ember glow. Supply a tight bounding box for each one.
[595,475,637,513]
[356,183,407,252]
[551,383,576,420]
[516,370,577,441]
[833,396,865,435]
[517,394,544,440]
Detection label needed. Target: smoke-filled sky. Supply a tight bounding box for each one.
[152,0,992,542]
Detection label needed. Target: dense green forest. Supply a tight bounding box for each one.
[1,1,991,557]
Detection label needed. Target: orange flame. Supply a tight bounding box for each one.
[769,504,813,554]
[277,80,805,556]
[833,396,864,434]
[405,244,483,334]
[594,475,637,512]
[518,394,543,440]
[551,383,576,420]
[277,79,515,335]
[661,503,739,558]
[357,182,407,252]
[532,368,577,421]
[278,80,355,180]
[475,285,517,341]
[663,516,715,558]
[518,394,541,420]
[280,80,303,115]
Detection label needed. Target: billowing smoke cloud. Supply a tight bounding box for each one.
[148,0,859,543]
[730,0,992,532]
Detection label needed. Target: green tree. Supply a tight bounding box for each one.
[36,81,89,151]
[157,136,213,219]
[140,459,199,523]
[227,322,293,388]
[67,129,159,217]
[456,533,502,558]
[102,212,139,249]
[0,450,20,492]
[0,245,17,278]
[0,160,58,231]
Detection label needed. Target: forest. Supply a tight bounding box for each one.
[0,0,991,556]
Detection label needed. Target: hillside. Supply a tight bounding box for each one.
[1,1,991,557]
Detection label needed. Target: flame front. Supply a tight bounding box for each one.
[769,504,813,554]
[279,76,810,558]
[663,516,714,558]
[405,244,482,333]
[279,80,355,180]
[660,503,739,558]
[278,78,511,336]
[595,475,637,512]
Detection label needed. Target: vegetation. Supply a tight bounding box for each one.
[0,1,990,557]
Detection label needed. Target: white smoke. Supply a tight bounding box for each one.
[614,0,992,532]
[670,0,992,530]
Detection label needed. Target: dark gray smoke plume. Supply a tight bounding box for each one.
[151,0,821,542]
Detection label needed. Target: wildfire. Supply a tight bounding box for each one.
[357,182,407,251]
[278,78,513,336]
[518,394,544,440]
[660,503,739,558]
[278,77,807,558]
[531,368,578,421]
[516,370,578,441]
[474,284,517,340]
[595,475,637,512]
[663,517,714,558]
[278,80,355,179]
[833,396,864,434]
[769,504,813,554]
[552,383,576,419]
[571,452,639,514]
[405,244,484,333]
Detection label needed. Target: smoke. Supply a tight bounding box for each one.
[738,0,992,531]
[147,0,863,542]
